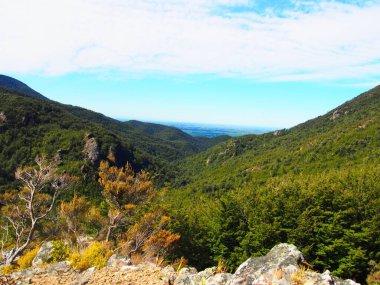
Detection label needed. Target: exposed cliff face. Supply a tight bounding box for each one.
[83,133,99,165]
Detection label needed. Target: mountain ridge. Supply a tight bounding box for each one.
[0,75,48,101]
[0,75,230,190]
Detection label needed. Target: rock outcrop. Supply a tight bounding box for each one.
[106,254,132,267]
[83,133,99,165]
[4,243,361,285]
[174,244,360,285]
[32,242,55,265]
[0,112,6,123]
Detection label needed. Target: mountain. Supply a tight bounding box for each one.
[0,75,229,191]
[124,120,231,150]
[165,86,380,282]
[0,75,48,101]
[174,85,380,191]
[0,75,378,282]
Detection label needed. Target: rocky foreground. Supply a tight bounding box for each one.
[2,244,360,285]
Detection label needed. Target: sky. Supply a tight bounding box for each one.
[1,0,379,128]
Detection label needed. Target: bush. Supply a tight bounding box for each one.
[17,246,40,270]
[51,240,70,263]
[367,261,380,285]
[69,241,113,271]
[1,264,16,275]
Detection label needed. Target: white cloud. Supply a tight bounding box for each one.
[0,0,379,81]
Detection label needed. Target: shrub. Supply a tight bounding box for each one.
[367,261,380,285]
[51,240,70,263]
[291,266,308,285]
[69,241,113,271]
[17,246,40,270]
[1,264,16,275]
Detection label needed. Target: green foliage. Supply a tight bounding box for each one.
[165,86,380,283]
[1,77,380,283]
[0,86,227,193]
[51,240,70,263]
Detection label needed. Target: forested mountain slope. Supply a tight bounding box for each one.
[0,75,48,100]
[0,76,229,191]
[173,86,380,192]
[166,86,380,283]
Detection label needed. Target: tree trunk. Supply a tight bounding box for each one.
[105,226,112,242]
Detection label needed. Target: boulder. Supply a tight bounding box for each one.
[32,241,54,265]
[106,254,132,267]
[11,261,71,279]
[226,243,359,285]
[178,267,198,275]
[174,267,199,285]
[174,267,215,285]
[227,243,303,285]
[206,273,233,285]
[82,266,96,276]
[161,265,177,283]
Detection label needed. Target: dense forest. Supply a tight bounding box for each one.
[0,76,379,284]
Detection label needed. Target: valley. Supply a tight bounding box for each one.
[0,75,379,284]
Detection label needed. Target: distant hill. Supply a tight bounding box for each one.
[124,120,231,149]
[0,75,229,191]
[174,85,380,190]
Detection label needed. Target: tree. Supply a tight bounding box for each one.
[0,155,74,265]
[123,212,179,260]
[98,161,155,241]
[60,195,91,244]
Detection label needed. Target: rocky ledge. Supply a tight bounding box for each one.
[3,243,360,285]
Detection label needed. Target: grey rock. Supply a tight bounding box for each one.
[11,261,71,280]
[227,243,304,285]
[161,265,176,275]
[226,243,359,285]
[178,267,198,275]
[174,273,196,285]
[333,276,361,285]
[137,262,158,271]
[106,254,132,267]
[161,265,177,283]
[198,267,217,279]
[120,265,140,271]
[44,261,71,274]
[83,134,99,164]
[0,112,6,123]
[82,266,96,276]
[11,267,40,279]
[206,273,233,285]
[71,277,89,285]
[16,278,31,285]
[32,241,54,265]
[331,109,341,120]
[175,267,215,285]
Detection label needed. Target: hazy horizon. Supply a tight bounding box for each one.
[1,0,379,127]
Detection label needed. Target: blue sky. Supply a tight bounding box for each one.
[1,0,380,128]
